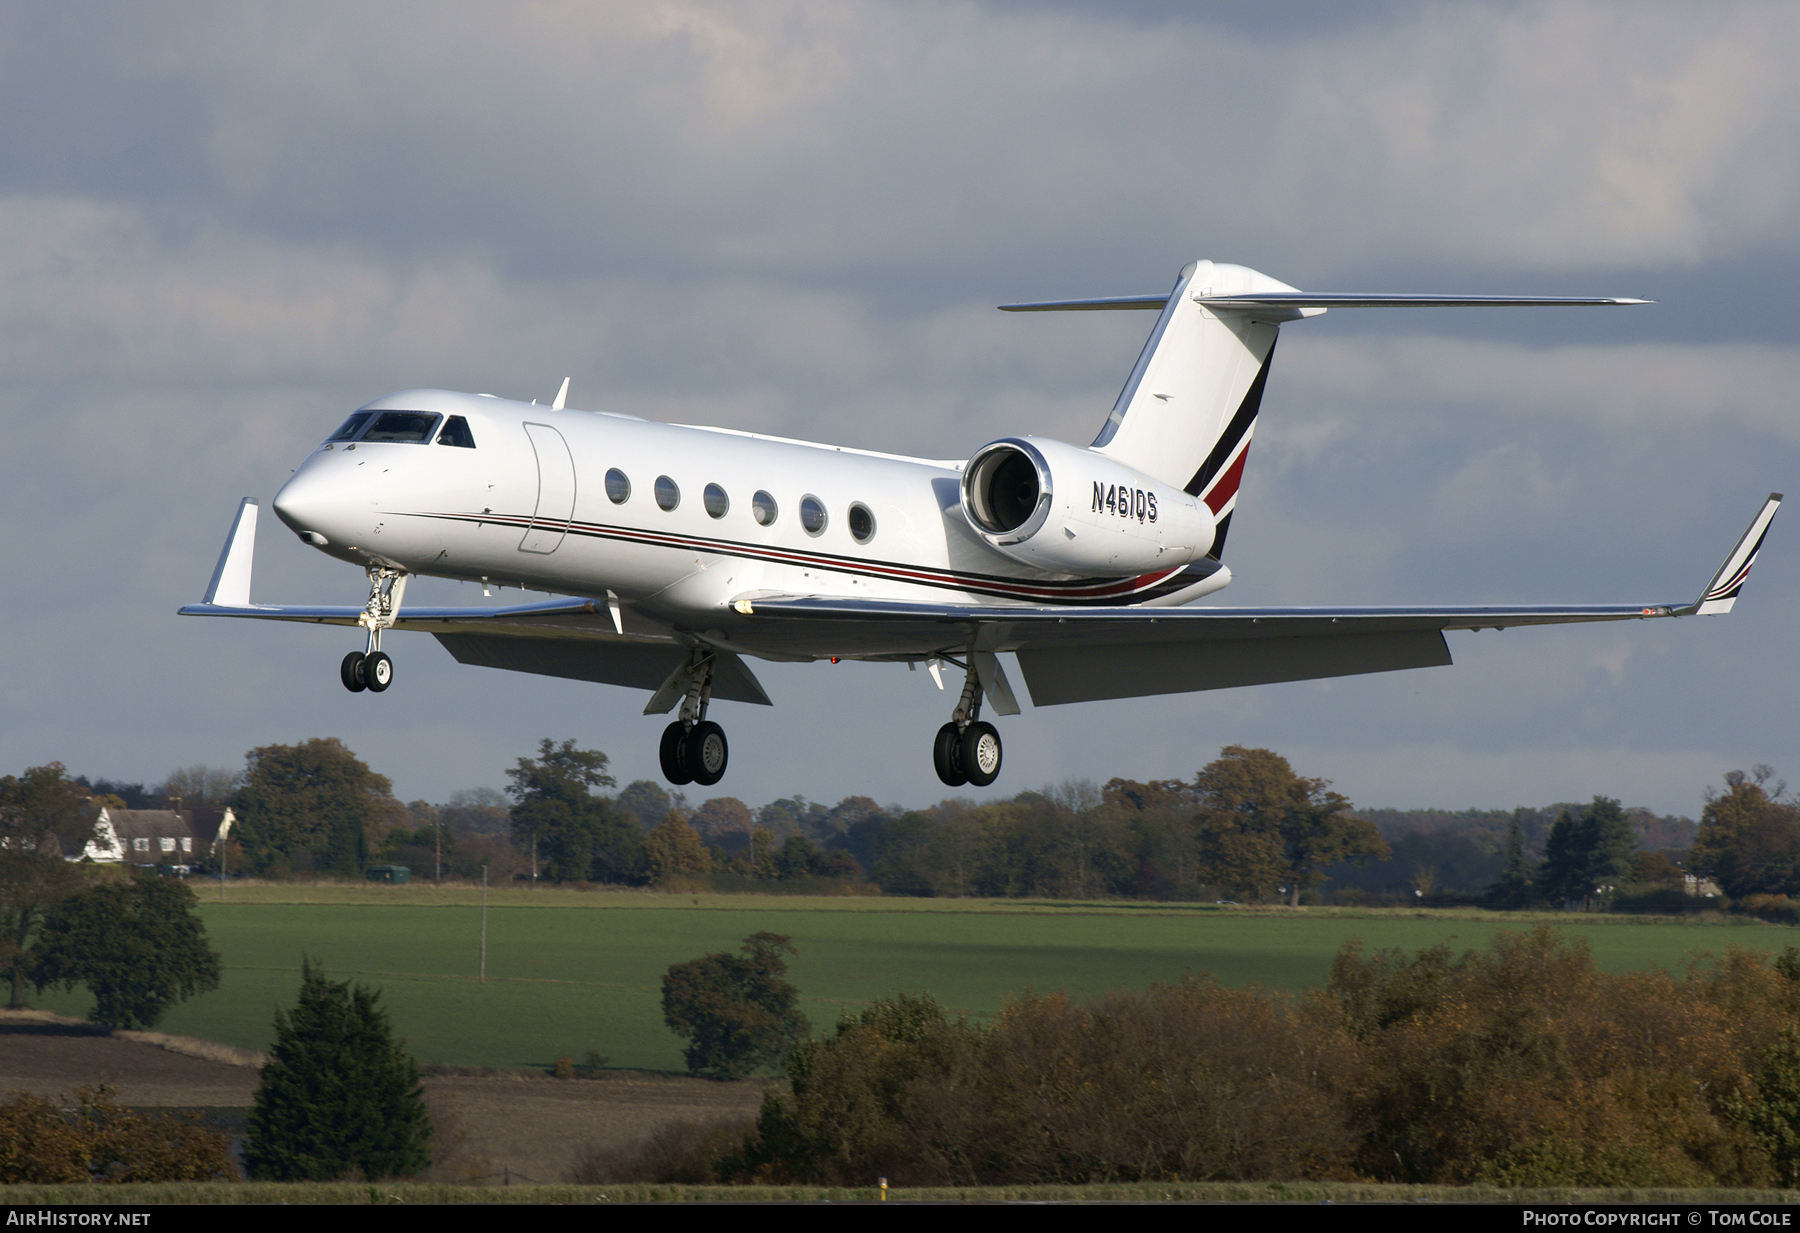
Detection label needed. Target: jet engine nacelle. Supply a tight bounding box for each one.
[960,436,1215,575]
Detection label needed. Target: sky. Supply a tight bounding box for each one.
[2,1,1796,820]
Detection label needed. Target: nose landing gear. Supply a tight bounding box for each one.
[930,655,1003,788]
[657,648,729,787]
[339,567,405,695]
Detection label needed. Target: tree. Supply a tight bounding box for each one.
[0,765,92,1008]
[644,811,711,882]
[506,739,643,882]
[1540,797,1640,908]
[231,738,397,876]
[662,932,809,1079]
[616,779,675,831]
[1190,746,1389,906]
[31,874,222,1029]
[243,958,431,1180]
[1485,815,1536,907]
[1691,768,1800,899]
[156,764,242,810]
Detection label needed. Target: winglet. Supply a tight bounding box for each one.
[202,498,259,606]
[1689,493,1782,615]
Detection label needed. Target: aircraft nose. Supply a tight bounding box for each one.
[272,461,354,546]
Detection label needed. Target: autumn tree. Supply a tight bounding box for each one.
[644,811,711,882]
[1191,746,1388,906]
[662,932,809,1079]
[231,738,397,876]
[0,765,93,1008]
[507,739,643,883]
[32,875,222,1029]
[1691,768,1800,899]
[244,959,430,1180]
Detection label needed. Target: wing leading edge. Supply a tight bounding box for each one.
[731,494,1782,706]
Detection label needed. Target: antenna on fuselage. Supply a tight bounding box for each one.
[552,377,570,410]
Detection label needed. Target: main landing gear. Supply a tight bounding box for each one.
[658,649,729,787]
[340,566,406,695]
[931,655,1002,788]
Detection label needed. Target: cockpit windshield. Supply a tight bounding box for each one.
[327,409,471,447]
[328,413,372,441]
[362,412,442,443]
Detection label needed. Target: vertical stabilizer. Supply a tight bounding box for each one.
[1092,260,1297,556]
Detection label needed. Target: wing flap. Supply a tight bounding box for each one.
[1017,629,1452,706]
[436,633,772,706]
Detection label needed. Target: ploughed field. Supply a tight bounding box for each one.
[27,885,1793,1071]
[0,1012,764,1186]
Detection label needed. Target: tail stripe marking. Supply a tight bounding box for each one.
[1183,338,1277,499]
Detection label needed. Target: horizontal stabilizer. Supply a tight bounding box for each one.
[1000,292,1649,313]
[999,295,1171,312]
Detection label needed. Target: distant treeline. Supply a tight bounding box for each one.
[60,743,1800,910]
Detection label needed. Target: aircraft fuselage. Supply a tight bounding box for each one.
[270,388,1228,662]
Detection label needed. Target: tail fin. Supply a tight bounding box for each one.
[998,260,1647,560]
[1089,260,1294,557]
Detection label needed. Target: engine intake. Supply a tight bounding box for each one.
[960,436,1214,576]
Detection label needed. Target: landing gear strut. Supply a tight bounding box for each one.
[657,647,729,787]
[930,655,1002,788]
[340,566,406,695]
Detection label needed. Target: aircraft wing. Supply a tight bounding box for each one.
[178,499,774,706]
[730,493,1782,706]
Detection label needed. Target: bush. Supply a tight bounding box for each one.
[244,958,431,1180]
[565,1115,757,1183]
[0,1087,236,1183]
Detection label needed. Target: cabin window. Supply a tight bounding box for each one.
[605,469,631,504]
[655,476,680,511]
[800,494,827,536]
[703,484,729,519]
[328,413,372,442]
[848,502,876,544]
[752,490,778,526]
[133,837,149,852]
[363,411,442,443]
[436,416,476,448]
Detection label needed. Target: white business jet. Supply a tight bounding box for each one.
[183,259,1781,790]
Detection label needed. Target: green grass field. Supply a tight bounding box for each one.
[31,884,1798,1071]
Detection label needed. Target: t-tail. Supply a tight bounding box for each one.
[1001,260,1648,560]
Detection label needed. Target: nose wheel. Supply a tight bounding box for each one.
[339,566,406,695]
[930,656,1002,787]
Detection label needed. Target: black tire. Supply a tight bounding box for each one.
[659,721,694,785]
[961,721,1003,787]
[932,722,967,787]
[686,721,729,786]
[364,651,394,693]
[340,651,367,693]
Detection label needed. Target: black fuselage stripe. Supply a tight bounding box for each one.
[414,510,1210,606]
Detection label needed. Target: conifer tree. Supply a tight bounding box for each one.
[244,959,430,1180]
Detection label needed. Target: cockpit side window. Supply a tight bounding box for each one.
[328,413,372,442]
[436,416,476,448]
[362,411,442,443]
